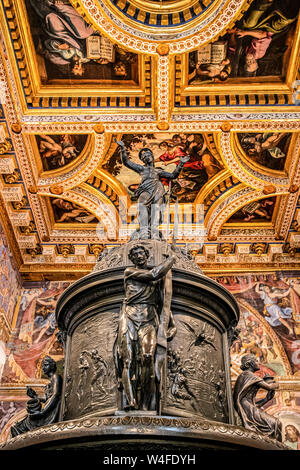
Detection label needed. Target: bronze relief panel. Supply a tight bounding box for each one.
[64,312,119,420]
[163,314,227,422]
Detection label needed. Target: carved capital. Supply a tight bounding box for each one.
[60,244,74,258]
[13,196,27,210]
[5,170,19,184]
[21,221,36,235]
[28,186,37,194]
[27,245,42,258]
[284,243,296,256]
[292,220,300,231]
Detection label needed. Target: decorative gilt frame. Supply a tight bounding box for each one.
[175,14,300,111]
[0,0,153,114]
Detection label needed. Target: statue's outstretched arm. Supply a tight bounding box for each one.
[158,155,190,180]
[115,139,144,174]
[150,256,175,280]
[256,389,275,408]
[126,256,175,282]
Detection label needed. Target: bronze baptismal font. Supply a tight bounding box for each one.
[2,141,286,451]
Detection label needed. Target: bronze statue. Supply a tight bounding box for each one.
[233,354,282,441]
[115,139,189,239]
[10,356,62,437]
[114,244,176,411]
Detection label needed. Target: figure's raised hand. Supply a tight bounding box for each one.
[180,155,190,163]
[114,138,125,148]
[235,29,246,37]
[163,242,174,258]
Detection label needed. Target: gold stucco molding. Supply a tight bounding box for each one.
[69,0,253,52]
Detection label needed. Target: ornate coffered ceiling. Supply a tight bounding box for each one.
[0,0,299,280]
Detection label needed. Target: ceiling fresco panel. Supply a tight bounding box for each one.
[188,0,299,84]
[0,0,153,113]
[25,0,139,85]
[102,132,224,204]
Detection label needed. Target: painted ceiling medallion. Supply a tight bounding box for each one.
[70,0,250,43]
[108,0,216,28]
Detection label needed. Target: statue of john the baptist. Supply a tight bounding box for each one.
[114,244,176,411]
[113,139,188,411]
[115,139,190,239]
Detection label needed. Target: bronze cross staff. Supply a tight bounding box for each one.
[155,182,177,414]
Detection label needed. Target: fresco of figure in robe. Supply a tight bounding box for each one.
[51,198,98,224]
[25,0,138,84]
[188,0,299,84]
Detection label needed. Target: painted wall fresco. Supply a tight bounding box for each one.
[230,304,287,378]
[1,281,70,385]
[103,133,223,203]
[215,272,300,375]
[0,401,26,435]
[36,134,89,171]
[25,0,138,84]
[50,197,98,223]
[237,132,291,171]
[188,0,299,84]
[0,272,299,442]
[0,222,21,325]
[225,196,276,223]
